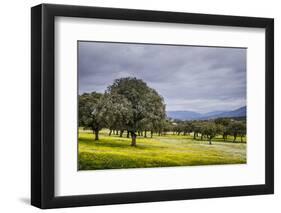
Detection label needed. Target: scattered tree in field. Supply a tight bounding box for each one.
[174,123,183,135]
[183,122,193,136]
[215,118,231,141]
[79,92,105,140]
[139,118,152,138]
[163,120,173,135]
[172,121,193,136]
[106,77,166,146]
[201,122,223,145]
[192,121,202,139]
[229,121,246,142]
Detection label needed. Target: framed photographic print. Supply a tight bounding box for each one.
[31,3,274,209]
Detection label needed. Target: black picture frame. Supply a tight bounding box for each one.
[31,3,274,209]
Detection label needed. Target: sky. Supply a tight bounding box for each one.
[78,41,246,113]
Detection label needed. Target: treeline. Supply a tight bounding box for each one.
[79,77,246,146]
[79,77,166,146]
[171,118,246,144]
[97,118,246,145]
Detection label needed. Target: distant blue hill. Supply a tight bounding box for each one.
[202,110,227,118]
[167,111,202,120]
[167,106,246,121]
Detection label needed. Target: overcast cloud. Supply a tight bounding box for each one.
[78,41,246,113]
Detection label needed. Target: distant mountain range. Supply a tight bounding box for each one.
[167,106,246,121]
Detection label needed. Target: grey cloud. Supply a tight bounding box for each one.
[78,41,246,113]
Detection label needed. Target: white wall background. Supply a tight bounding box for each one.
[0,0,279,212]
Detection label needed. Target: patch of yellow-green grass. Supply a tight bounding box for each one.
[78,129,246,170]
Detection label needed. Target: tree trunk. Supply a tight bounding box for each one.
[144,130,147,138]
[131,132,137,146]
[193,132,196,139]
[116,130,119,135]
[208,136,212,145]
[151,131,153,138]
[241,136,243,142]
[127,130,130,138]
[94,129,99,141]
[233,133,237,142]
[109,129,112,136]
[120,130,124,137]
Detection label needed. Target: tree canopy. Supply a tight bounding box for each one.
[79,92,105,140]
[106,77,166,146]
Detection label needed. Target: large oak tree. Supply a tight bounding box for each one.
[106,77,166,146]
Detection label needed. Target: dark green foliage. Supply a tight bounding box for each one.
[79,92,105,140]
[99,92,133,135]
[229,121,246,142]
[106,77,166,146]
[214,118,246,142]
[201,122,218,145]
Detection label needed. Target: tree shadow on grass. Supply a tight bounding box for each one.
[193,138,246,144]
[79,136,151,150]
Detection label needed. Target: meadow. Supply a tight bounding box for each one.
[78,129,247,170]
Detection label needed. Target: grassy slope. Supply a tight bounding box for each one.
[78,129,246,170]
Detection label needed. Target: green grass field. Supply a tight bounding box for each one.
[78,129,246,170]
